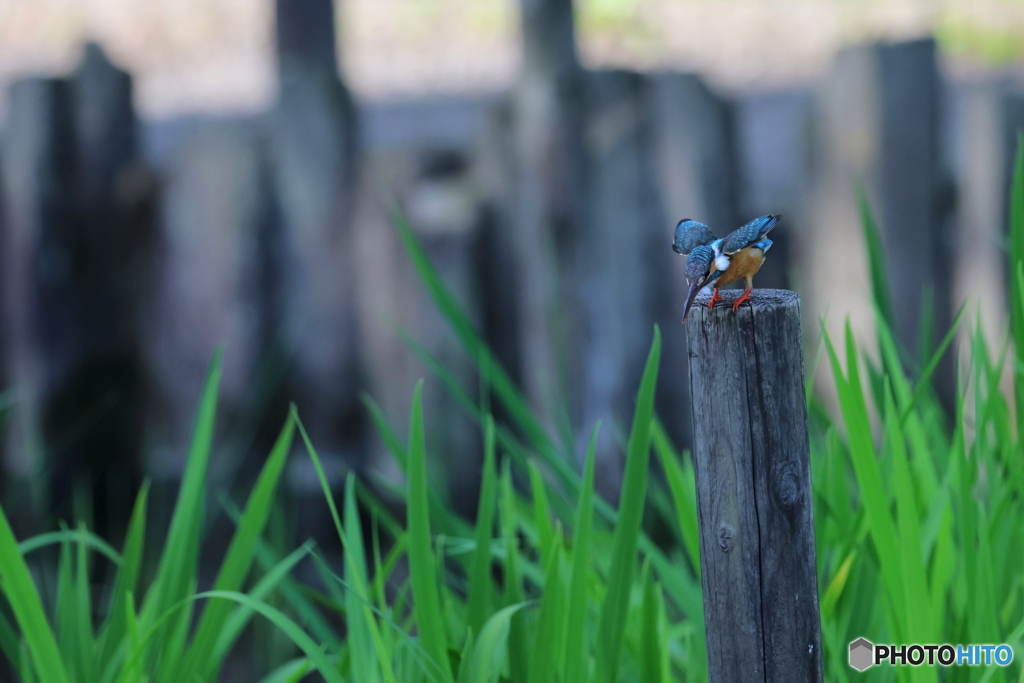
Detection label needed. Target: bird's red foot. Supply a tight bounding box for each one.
[707,289,722,309]
[732,288,752,311]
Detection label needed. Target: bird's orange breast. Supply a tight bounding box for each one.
[713,247,765,288]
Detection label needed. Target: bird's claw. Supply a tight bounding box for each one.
[732,289,752,311]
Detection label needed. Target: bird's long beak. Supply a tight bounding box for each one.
[681,282,701,322]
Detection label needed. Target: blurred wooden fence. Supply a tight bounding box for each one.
[2,0,1024,519]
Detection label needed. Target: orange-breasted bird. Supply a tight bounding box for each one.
[677,215,779,322]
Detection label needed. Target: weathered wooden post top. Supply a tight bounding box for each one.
[685,288,823,683]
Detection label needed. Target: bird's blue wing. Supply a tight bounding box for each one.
[720,215,779,254]
[673,219,717,255]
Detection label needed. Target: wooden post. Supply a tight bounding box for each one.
[807,39,953,409]
[352,143,485,516]
[271,0,364,467]
[579,69,673,496]
[150,119,278,479]
[949,82,1024,361]
[510,0,586,433]
[0,45,157,536]
[685,289,823,683]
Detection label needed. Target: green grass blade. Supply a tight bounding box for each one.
[181,414,296,680]
[293,407,346,548]
[406,380,453,681]
[0,602,20,668]
[595,326,661,683]
[75,524,98,683]
[98,482,149,667]
[361,393,408,470]
[194,592,348,683]
[563,424,599,683]
[296,402,400,683]
[157,590,194,682]
[391,209,576,495]
[824,323,906,639]
[639,560,663,683]
[56,534,75,670]
[345,473,395,683]
[20,639,38,683]
[528,461,554,565]
[652,422,700,579]
[217,493,341,650]
[884,388,937,683]
[467,416,498,637]
[1010,131,1024,436]
[900,302,967,424]
[259,657,315,683]
[209,541,316,672]
[0,503,71,683]
[122,592,140,683]
[529,531,565,683]
[362,389,472,538]
[467,603,530,683]
[499,459,527,683]
[140,349,223,649]
[456,629,475,683]
[858,182,895,337]
[400,335,575,526]
[18,531,122,567]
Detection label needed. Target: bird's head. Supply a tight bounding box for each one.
[681,244,716,322]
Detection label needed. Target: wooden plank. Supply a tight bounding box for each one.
[150,118,277,477]
[0,147,7,492]
[651,73,738,239]
[275,0,337,72]
[270,0,364,464]
[0,77,65,490]
[877,39,954,406]
[0,45,157,536]
[510,0,585,429]
[353,144,484,514]
[685,288,823,683]
[808,39,953,407]
[948,81,1024,358]
[579,69,674,495]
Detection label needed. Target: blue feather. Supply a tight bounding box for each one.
[718,215,779,255]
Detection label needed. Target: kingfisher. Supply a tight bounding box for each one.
[678,215,779,322]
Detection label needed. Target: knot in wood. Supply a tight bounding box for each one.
[774,462,802,508]
[717,523,735,552]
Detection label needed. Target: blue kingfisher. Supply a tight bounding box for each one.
[676,215,778,321]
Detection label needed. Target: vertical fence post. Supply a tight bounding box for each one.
[685,288,823,683]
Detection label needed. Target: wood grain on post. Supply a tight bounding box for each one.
[685,289,823,683]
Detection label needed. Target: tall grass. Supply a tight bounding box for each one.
[0,147,1023,681]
